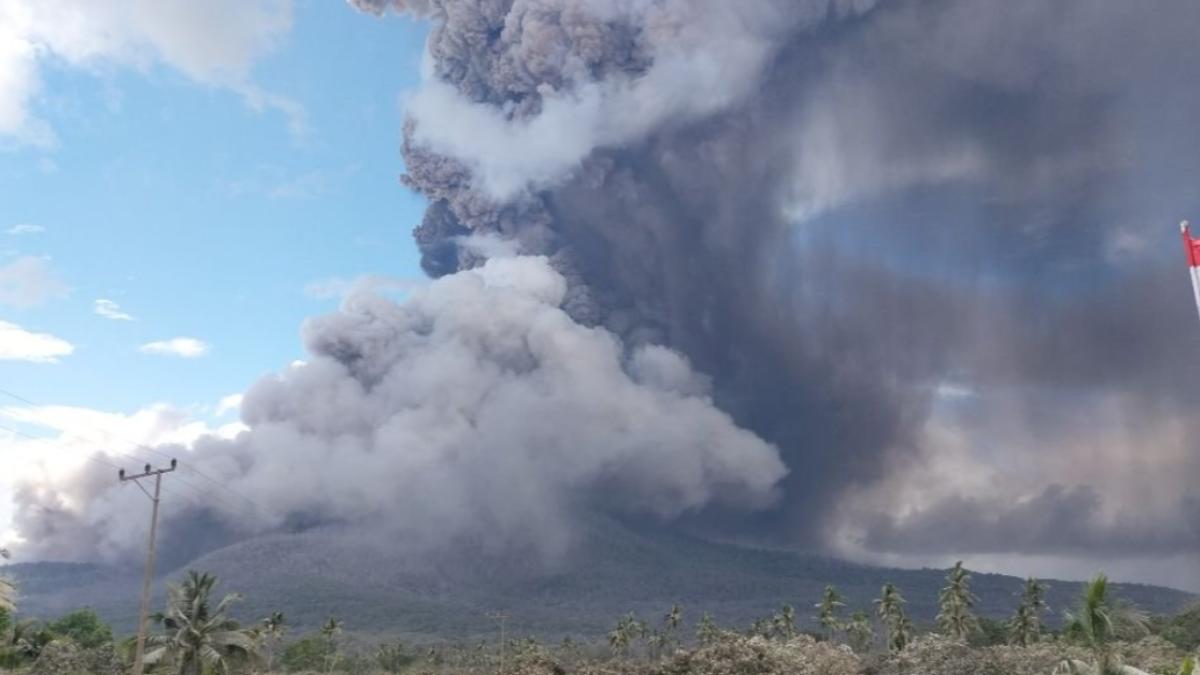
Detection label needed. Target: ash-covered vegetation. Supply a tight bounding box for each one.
[1,559,1198,675]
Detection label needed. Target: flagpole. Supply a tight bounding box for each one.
[1182,221,1200,322]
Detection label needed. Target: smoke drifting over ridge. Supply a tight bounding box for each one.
[10,0,1200,586]
[13,256,785,564]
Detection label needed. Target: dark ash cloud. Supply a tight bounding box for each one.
[379,0,1200,568]
[861,485,1200,556]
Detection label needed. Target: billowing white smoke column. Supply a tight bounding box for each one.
[14,256,785,560]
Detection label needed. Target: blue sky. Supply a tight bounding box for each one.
[0,2,429,416]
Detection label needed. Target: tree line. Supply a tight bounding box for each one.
[0,555,1197,675]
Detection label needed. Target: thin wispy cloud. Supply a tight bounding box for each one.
[304,274,418,300]
[139,337,210,359]
[93,298,134,321]
[0,256,68,308]
[6,224,44,236]
[223,163,360,200]
[0,321,73,363]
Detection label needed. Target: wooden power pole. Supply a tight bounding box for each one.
[486,611,510,674]
[120,459,176,675]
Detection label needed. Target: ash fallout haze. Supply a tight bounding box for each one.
[2,0,1200,600]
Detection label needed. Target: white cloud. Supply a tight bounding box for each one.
[139,337,209,358]
[0,256,68,308]
[0,0,302,143]
[5,224,43,235]
[215,393,243,417]
[93,298,134,321]
[0,320,73,362]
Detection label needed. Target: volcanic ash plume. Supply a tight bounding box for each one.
[13,256,786,561]
[14,0,1200,585]
[354,0,1200,582]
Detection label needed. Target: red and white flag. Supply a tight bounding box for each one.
[1182,221,1200,320]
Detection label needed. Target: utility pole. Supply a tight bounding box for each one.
[120,459,176,675]
[486,611,510,674]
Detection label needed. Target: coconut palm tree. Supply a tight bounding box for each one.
[259,611,286,672]
[664,604,682,633]
[774,604,796,640]
[815,586,845,641]
[662,604,683,649]
[1023,577,1050,637]
[846,610,875,653]
[647,630,668,658]
[0,578,13,613]
[937,561,980,642]
[695,613,719,645]
[607,622,629,656]
[142,571,259,675]
[750,617,773,639]
[875,583,911,653]
[0,548,13,613]
[320,617,343,673]
[1009,601,1038,647]
[1059,574,1150,675]
[608,613,644,656]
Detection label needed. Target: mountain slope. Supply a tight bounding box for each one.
[5,520,1193,639]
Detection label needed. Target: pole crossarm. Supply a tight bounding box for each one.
[119,459,177,483]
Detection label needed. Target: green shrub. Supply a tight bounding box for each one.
[46,609,113,649]
[281,633,336,672]
[1159,605,1200,652]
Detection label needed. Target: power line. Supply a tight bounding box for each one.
[0,421,122,472]
[0,421,210,512]
[0,412,236,515]
[0,386,283,525]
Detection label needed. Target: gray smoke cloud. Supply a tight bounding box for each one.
[13,0,1200,587]
[13,256,785,562]
[357,0,1200,580]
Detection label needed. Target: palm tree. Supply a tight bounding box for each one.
[608,616,631,656]
[647,630,668,658]
[875,583,911,653]
[937,561,980,642]
[0,548,13,613]
[0,578,13,613]
[142,571,259,675]
[695,612,719,645]
[1060,574,1150,675]
[1009,601,1038,647]
[815,586,845,641]
[260,611,286,672]
[846,610,875,653]
[320,617,343,673]
[1022,577,1050,637]
[775,604,796,640]
[663,604,683,649]
[664,604,682,633]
